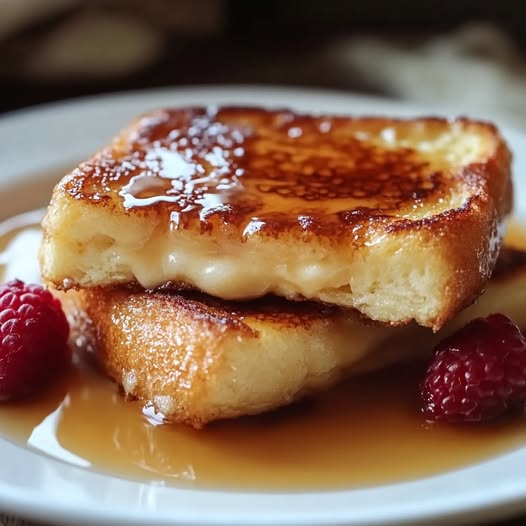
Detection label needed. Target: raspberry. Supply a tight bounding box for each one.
[421,313,526,423]
[0,280,70,400]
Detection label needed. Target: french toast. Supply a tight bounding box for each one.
[40,107,512,329]
[66,246,526,428]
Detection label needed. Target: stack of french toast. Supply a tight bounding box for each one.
[39,106,524,427]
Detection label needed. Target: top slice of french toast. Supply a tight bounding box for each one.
[40,106,513,329]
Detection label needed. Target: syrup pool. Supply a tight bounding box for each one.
[1,210,526,491]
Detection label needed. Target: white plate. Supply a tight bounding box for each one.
[0,86,526,526]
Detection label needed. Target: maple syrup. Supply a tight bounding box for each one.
[1,209,526,491]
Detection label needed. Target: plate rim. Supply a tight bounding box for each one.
[1,84,526,526]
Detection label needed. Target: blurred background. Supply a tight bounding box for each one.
[1,0,526,127]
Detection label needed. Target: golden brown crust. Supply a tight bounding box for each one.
[74,287,360,427]
[58,107,509,240]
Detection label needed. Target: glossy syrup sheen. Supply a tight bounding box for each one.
[4,352,526,491]
[61,108,488,236]
[2,222,526,490]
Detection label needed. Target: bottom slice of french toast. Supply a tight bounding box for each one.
[60,247,526,428]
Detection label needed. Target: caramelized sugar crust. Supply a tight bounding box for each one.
[61,106,505,239]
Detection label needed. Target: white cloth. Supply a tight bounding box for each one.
[330,23,526,130]
[0,0,78,37]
